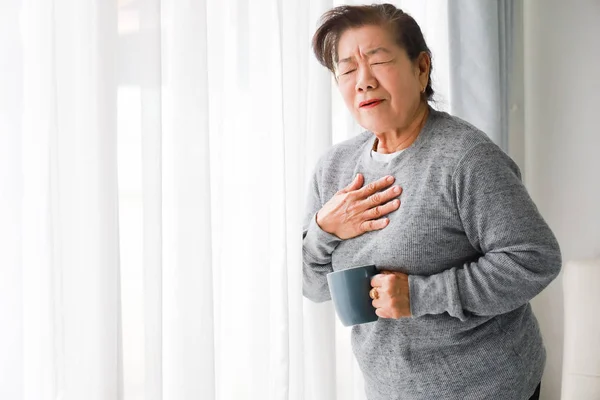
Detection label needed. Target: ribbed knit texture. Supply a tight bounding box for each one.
[302,108,561,399]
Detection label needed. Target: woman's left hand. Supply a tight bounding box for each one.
[370,271,412,319]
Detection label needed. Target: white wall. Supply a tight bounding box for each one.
[524,1,600,399]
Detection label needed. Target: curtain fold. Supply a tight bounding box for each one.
[448,0,514,150]
[139,1,163,399]
[16,0,122,399]
[304,0,337,398]
[1,1,513,399]
[0,1,24,398]
[162,0,215,398]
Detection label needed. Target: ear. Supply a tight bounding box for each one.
[417,51,431,87]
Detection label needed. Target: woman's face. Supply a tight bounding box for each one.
[335,25,429,134]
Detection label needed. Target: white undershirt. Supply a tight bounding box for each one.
[370,148,405,163]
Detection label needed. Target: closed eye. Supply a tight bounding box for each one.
[341,69,356,75]
[371,61,391,66]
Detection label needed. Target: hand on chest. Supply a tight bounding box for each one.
[329,171,473,275]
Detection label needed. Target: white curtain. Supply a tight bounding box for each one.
[0,1,511,399]
[447,0,514,150]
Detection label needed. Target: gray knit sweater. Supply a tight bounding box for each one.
[302,108,561,400]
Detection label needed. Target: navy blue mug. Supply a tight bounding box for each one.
[327,265,379,326]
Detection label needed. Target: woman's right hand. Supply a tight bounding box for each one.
[316,174,402,240]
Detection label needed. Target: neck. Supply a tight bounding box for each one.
[373,102,430,154]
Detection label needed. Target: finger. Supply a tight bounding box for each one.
[355,175,396,199]
[375,307,387,318]
[363,198,401,221]
[371,274,386,287]
[338,173,363,194]
[354,185,402,214]
[359,217,390,233]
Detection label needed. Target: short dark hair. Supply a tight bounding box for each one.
[312,3,434,100]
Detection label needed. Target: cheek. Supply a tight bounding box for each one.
[386,75,419,106]
[339,83,356,108]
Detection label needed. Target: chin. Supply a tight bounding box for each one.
[360,121,392,134]
[355,114,394,132]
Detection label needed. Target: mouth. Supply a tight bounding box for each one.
[359,99,384,108]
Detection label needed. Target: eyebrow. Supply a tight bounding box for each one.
[337,47,392,65]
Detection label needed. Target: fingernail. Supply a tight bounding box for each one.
[386,176,394,182]
[393,186,400,193]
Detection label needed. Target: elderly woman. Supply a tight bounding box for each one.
[302,4,561,400]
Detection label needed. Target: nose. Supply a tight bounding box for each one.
[355,65,378,92]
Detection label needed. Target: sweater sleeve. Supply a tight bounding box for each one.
[408,142,562,321]
[302,162,342,303]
